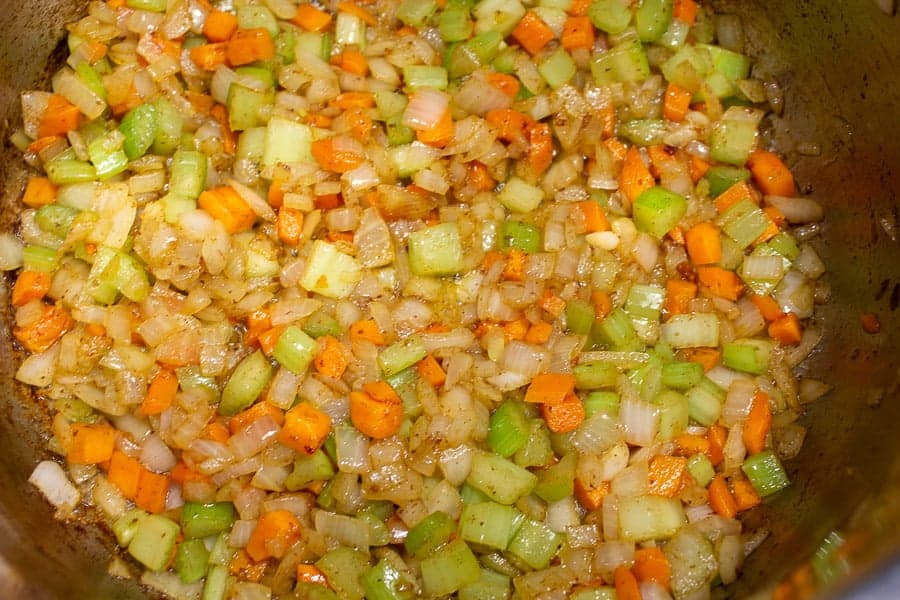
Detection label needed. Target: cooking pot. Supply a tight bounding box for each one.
[2,0,899,598]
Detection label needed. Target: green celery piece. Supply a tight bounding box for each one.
[460,482,491,505]
[659,313,720,349]
[219,350,273,415]
[316,547,371,600]
[498,176,544,213]
[272,325,317,375]
[473,0,526,36]
[565,299,596,335]
[378,335,428,377]
[618,495,686,542]
[202,565,229,600]
[593,308,643,351]
[619,119,667,146]
[584,391,620,417]
[686,453,715,487]
[655,390,689,441]
[385,116,416,146]
[446,42,481,79]
[660,44,710,93]
[302,309,343,339]
[87,130,128,181]
[362,556,417,600]
[718,234,744,271]
[633,186,688,239]
[722,339,773,374]
[662,361,704,390]
[487,400,529,457]
[507,519,562,570]
[403,65,449,90]
[119,104,158,160]
[175,366,219,403]
[295,31,327,61]
[127,0,166,10]
[397,0,438,27]
[466,30,503,64]
[408,223,464,277]
[405,511,456,558]
[513,419,554,468]
[467,450,538,505]
[286,450,335,491]
[498,220,541,254]
[626,284,666,321]
[538,47,576,89]
[113,509,149,547]
[111,251,150,302]
[571,588,617,600]
[275,26,295,64]
[86,246,119,303]
[75,61,107,101]
[635,0,673,42]
[665,525,717,599]
[574,361,618,389]
[180,502,236,539]
[439,3,473,42]
[294,583,338,600]
[375,91,409,120]
[591,38,650,85]
[388,143,440,178]
[127,515,181,572]
[421,539,481,596]
[705,165,751,197]
[458,501,522,551]
[299,240,363,299]
[742,450,790,497]
[22,245,60,273]
[534,452,576,502]
[54,398,96,423]
[262,116,312,168]
[35,204,79,239]
[169,150,206,200]
[237,128,266,162]
[237,4,279,37]
[459,568,512,600]
[659,17,690,49]
[175,538,209,584]
[697,43,751,82]
[719,198,769,249]
[153,96,182,155]
[588,0,631,34]
[234,65,275,90]
[709,118,757,166]
[208,532,234,566]
[492,46,519,74]
[685,376,724,426]
[768,232,801,260]
[227,83,273,131]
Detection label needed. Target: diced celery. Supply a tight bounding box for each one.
[704,165,751,197]
[446,43,481,79]
[767,232,801,260]
[262,116,312,168]
[385,116,416,146]
[584,391,620,417]
[594,308,643,351]
[35,204,78,239]
[635,0,673,42]
[686,453,715,487]
[742,450,790,497]
[119,104,158,160]
[460,482,492,505]
[23,245,60,273]
[316,547,370,600]
[202,565,228,600]
[660,313,720,348]
[362,556,416,600]
[685,384,722,426]
[127,515,181,572]
[161,193,196,225]
[286,449,335,490]
[378,335,428,377]
[473,0,526,36]
[169,150,207,200]
[275,26,295,63]
[467,30,503,64]
[507,519,562,570]
[375,91,409,120]
[234,65,275,90]
[565,299,596,335]
[665,525,717,599]
[227,83,272,131]
[492,46,519,74]
[237,127,266,162]
[439,3,473,42]
[618,495,686,542]
[294,583,338,600]
[662,361,704,390]
[722,339,773,374]
[300,240,363,299]
[219,350,273,415]
[404,65,449,90]
[498,220,541,254]
[538,48,576,89]
[570,588,617,600]
[513,419,554,468]
[388,142,440,177]
[180,502,236,539]
[626,284,666,321]
[718,234,744,271]
[111,251,150,302]
[534,452,576,502]
[175,538,209,584]
[237,5,278,36]
[655,390,689,441]
[127,0,166,11]
[459,501,521,550]
[273,325,317,375]
[588,0,632,34]
[467,450,538,504]
[153,96,182,155]
[488,400,529,457]
[295,31,328,61]
[404,511,456,558]
[574,361,618,389]
[591,38,650,85]
[113,509,149,547]
[498,176,543,213]
[659,17,690,49]
[619,119,667,146]
[46,160,97,185]
[302,309,343,339]
[633,186,688,239]
[698,43,751,82]
[398,0,438,28]
[421,539,481,596]
[719,198,769,249]
[408,222,464,277]
[709,118,757,166]
[459,568,512,600]
[660,44,711,93]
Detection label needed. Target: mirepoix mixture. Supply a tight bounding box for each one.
[2,0,829,598]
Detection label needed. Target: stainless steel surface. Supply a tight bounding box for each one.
[1,0,900,598]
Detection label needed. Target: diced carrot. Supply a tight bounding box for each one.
[349,319,385,345]
[647,454,688,498]
[707,424,727,466]
[690,155,710,182]
[306,113,333,128]
[315,193,343,210]
[335,50,368,76]
[753,206,784,245]
[203,9,239,42]
[277,206,304,247]
[198,186,256,234]
[349,385,403,440]
[13,302,73,353]
[525,321,553,345]
[422,323,451,334]
[227,28,275,67]
[674,433,710,457]
[561,15,595,51]
[614,566,642,600]
[85,323,106,337]
[748,149,795,197]
[769,312,802,345]
[27,135,63,156]
[314,335,348,380]
[743,390,772,455]
[189,42,229,70]
[202,420,231,443]
[591,290,613,321]
[292,4,333,32]
[139,367,179,416]
[503,317,529,341]
[619,146,655,202]
[345,107,373,144]
[663,82,692,122]
[681,347,721,372]
[38,94,82,139]
[697,266,744,301]
[108,0,127,9]
[674,0,698,24]
[337,1,377,25]
[542,392,586,433]
[210,103,236,154]
[576,200,610,233]
[244,309,272,347]
[598,104,616,139]
[279,402,333,454]
[228,549,266,582]
[258,325,287,357]
[633,547,672,591]
[487,72,520,98]
[482,249,504,271]
[326,231,354,244]
[185,91,215,116]
[230,401,285,434]
[22,176,58,208]
[539,290,567,318]
[511,11,556,55]
[67,423,116,465]
[527,122,554,176]
[108,450,142,499]
[732,474,762,511]
[11,270,51,307]
[664,279,697,318]
[416,108,454,148]
[708,474,738,519]
[416,354,446,388]
[574,478,609,511]
[170,461,210,485]
[862,312,881,334]
[135,469,170,514]
[750,294,783,322]
[297,564,329,587]
[485,108,531,143]
[331,92,375,110]
[605,139,629,161]
[151,34,183,59]
[525,373,577,405]
[685,222,722,265]
[503,248,527,282]
[311,138,364,173]
[246,509,301,561]
[714,181,757,213]
[267,181,286,209]
[467,161,496,191]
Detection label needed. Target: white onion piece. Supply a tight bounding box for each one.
[593,539,634,582]
[140,571,203,600]
[227,178,276,222]
[315,510,370,549]
[29,461,81,518]
[228,416,281,460]
[229,519,256,548]
[573,413,625,455]
[721,379,756,427]
[685,504,715,523]
[403,88,450,130]
[794,244,826,279]
[438,445,473,486]
[501,341,550,377]
[619,397,659,447]
[641,581,674,600]
[766,195,823,224]
[140,434,178,473]
[15,343,60,387]
[453,72,512,116]
[546,497,580,534]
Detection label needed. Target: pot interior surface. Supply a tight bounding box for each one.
[1,0,900,598]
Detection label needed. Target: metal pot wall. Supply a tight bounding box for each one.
[1,1,899,598]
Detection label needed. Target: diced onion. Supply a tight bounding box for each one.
[29,461,81,518]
